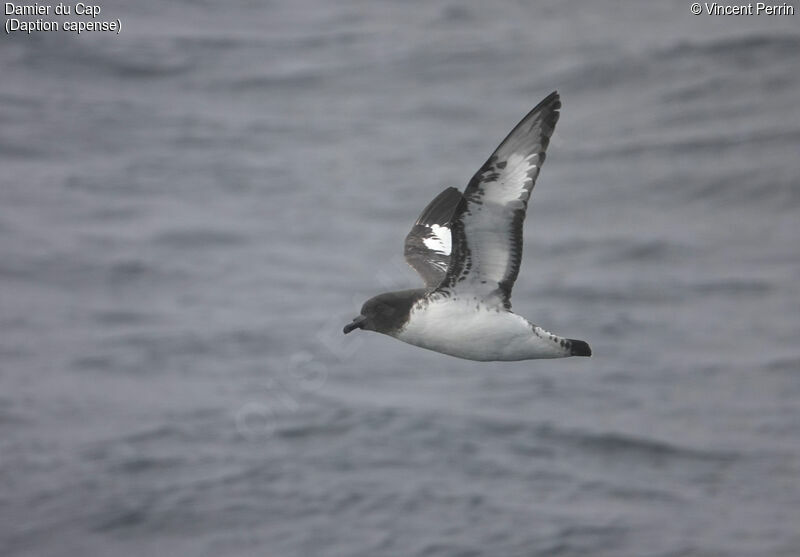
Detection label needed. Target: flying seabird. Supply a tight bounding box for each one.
[344,92,591,361]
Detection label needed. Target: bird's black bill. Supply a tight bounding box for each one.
[343,315,366,334]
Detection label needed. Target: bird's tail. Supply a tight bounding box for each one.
[568,339,592,357]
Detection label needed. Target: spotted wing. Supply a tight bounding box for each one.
[403,187,462,288]
[437,92,561,309]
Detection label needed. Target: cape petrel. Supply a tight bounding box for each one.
[344,92,591,361]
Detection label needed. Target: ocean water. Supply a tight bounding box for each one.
[2,2,799,556]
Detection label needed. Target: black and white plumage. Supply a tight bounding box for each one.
[403,187,461,288]
[344,92,591,361]
[442,92,560,309]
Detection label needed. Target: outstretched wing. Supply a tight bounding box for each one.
[404,187,463,288]
[436,91,561,309]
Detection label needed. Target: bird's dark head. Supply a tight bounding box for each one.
[343,289,425,335]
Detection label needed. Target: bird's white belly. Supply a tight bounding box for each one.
[395,297,568,361]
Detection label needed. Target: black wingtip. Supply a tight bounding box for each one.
[414,187,463,226]
[569,339,591,357]
[538,90,561,111]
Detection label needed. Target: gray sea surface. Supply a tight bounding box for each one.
[2,2,800,556]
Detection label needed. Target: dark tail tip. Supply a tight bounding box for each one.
[569,339,592,357]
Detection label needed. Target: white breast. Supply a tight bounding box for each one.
[394,296,569,361]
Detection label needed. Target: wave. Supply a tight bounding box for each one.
[556,33,800,92]
[595,238,695,264]
[566,126,800,162]
[767,357,800,373]
[471,416,736,464]
[13,34,195,79]
[541,275,772,305]
[661,33,800,66]
[151,228,247,249]
[226,69,325,92]
[535,423,738,464]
